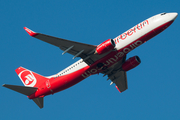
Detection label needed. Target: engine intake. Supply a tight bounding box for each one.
[122,56,141,71]
[95,39,115,55]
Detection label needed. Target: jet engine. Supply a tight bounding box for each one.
[95,39,115,55]
[122,56,141,71]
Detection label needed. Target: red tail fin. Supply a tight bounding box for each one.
[15,67,48,87]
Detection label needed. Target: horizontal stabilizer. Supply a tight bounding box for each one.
[2,84,38,96]
[33,97,44,109]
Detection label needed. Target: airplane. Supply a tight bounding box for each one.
[3,12,178,108]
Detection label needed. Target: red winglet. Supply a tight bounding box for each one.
[115,86,121,93]
[24,27,38,37]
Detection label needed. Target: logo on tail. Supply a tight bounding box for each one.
[18,70,37,87]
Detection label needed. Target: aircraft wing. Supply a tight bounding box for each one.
[108,70,128,92]
[24,27,99,65]
[103,56,128,92]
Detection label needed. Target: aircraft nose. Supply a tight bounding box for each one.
[170,12,178,21]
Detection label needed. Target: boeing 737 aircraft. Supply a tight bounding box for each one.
[3,12,178,108]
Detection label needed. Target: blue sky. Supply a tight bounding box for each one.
[0,0,180,119]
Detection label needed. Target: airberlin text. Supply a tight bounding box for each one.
[114,20,149,44]
[82,40,143,78]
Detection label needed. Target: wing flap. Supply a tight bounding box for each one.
[108,70,128,92]
[103,56,128,93]
[31,32,96,58]
[113,71,128,92]
[35,33,97,62]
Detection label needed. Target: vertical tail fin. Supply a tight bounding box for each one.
[15,67,48,87]
[3,67,47,108]
[11,67,47,108]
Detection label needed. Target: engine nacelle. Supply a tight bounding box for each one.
[95,39,115,55]
[122,56,141,71]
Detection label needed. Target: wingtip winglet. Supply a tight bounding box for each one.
[24,27,38,37]
[115,85,121,93]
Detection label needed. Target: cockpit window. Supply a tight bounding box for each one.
[161,13,166,15]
